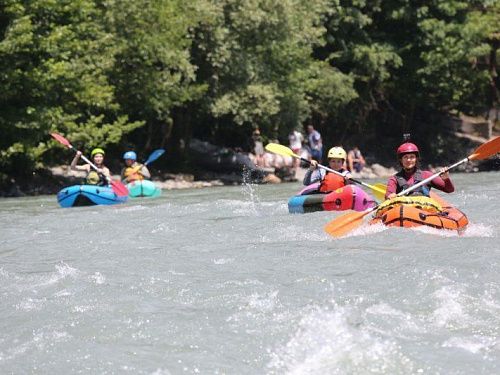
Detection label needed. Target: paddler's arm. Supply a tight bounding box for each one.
[100,166,111,180]
[385,176,397,199]
[140,165,151,179]
[70,151,89,172]
[427,169,454,193]
[303,160,323,185]
[341,170,353,184]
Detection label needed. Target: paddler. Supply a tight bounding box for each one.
[385,142,454,199]
[303,146,351,192]
[121,151,151,183]
[70,148,111,186]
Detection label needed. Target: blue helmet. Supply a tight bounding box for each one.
[123,151,137,160]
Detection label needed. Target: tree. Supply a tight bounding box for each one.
[0,0,142,185]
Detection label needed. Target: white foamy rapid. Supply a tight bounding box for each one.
[0,172,499,373]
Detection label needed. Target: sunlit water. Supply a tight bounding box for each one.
[1,172,499,374]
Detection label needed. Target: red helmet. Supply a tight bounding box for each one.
[396,142,419,157]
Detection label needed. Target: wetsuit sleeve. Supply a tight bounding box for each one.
[423,171,455,193]
[341,170,352,184]
[303,169,323,185]
[385,176,398,199]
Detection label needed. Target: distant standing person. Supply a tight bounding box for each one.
[347,146,366,173]
[252,128,265,166]
[288,129,304,172]
[306,125,323,162]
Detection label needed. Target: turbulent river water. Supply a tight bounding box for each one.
[1,172,499,374]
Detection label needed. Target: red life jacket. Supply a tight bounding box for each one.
[319,172,346,193]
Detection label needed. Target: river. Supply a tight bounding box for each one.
[0,172,499,374]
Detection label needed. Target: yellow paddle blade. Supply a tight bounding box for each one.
[324,210,370,238]
[370,183,387,201]
[265,143,299,158]
[469,136,500,160]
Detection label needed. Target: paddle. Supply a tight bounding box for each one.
[374,181,451,208]
[265,143,386,200]
[50,133,129,197]
[144,149,165,166]
[324,136,500,238]
[373,182,451,207]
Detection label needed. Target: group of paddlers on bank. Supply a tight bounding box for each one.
[249,125,367,177]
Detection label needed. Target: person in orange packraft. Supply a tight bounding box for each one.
[303,147,351,192]
[385,142,454,199]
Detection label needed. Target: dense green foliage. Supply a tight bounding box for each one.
[0,0,498,183]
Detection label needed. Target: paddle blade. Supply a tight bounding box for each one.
[469,136,500,160]
[265,143,298,158]
[50,133,72,148]
[145,149,165,165]
[324,210,369,238]
[370,183,387,202]
[110,180,129,197]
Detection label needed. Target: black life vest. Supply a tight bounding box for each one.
[395,169,430,197]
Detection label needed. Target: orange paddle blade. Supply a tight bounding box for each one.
[324,210,370,238]
[469,136,500,160]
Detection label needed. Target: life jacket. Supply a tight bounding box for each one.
[395,169,430,197]
[124,163,145,182]
[86,170,106,186]
[319,171,346,193]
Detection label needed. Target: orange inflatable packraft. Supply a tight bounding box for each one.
[370,195,468,233]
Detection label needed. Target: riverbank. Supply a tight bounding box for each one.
[1,150,496,198]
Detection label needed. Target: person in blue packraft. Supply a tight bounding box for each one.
[71,148,111,186]
[121,151,151,183]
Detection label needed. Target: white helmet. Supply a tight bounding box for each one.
[327,147,347,160]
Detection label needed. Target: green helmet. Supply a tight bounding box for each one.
[91,148,105,157]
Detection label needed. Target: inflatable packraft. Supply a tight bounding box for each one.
[57,185,128,208]
[126,180,162,198]
[370,195,468,233]
[288,183,377,214]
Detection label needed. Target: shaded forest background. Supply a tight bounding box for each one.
[1,0,499,189]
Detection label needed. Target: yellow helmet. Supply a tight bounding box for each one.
[327,147,347,160]
[91,148,105,157]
